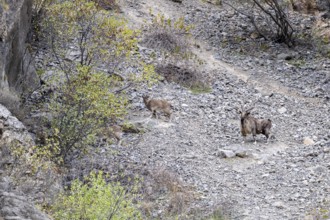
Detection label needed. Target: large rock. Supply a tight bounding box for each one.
[0,178,51,220]
[316,0,330,11]
[0,0,39,91]
[0,104,58,219]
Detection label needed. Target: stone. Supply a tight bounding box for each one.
[216,149,236,158]
[206,0,222,5]
[303,137,315,146]
[5,116,26,131]
[277,53,295,60]
[0,189,51,220]
[235,149,251,158]
[0,104,12,118]
[278,107,287,114]
[273,201,285,209]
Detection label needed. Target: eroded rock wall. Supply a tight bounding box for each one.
[0,0,38,92]
[0,103,57,219]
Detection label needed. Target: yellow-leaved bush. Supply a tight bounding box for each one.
[50,171,142,220]
[48,66,128,161]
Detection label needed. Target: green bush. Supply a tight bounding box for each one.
[48,66,128,162]
[50,171,142,220]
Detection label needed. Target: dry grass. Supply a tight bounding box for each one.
[156,63,211,92]
[139,167,234,219]
[141,14,213,92]
[141,167,198,218]
[141,15,191,55]
[143,31,182,53]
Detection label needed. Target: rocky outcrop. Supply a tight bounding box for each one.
[0,104,59,219]
[0,178,51,220]
[0,0,39,92]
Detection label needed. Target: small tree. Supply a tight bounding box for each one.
[45,0,139,79]
[48,66,128,162]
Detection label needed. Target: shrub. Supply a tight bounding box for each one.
[47,66,128,162]
[140,167,197,219]
[142,14,193,54]
[44,0,139,76]
[156,63,211,93]
[50,171,142,220]
[142,14,211,92]
[225,0,294,47]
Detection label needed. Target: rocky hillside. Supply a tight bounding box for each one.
[113,0,330,219]
[0,0,329,219]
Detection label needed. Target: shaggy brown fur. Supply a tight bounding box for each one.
[99,125,123,145]
[239,107,272,144]
[143,95,172,121]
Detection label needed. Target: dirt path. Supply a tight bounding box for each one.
[191,41,323,106]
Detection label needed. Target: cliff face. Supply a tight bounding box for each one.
[0,0,38,92]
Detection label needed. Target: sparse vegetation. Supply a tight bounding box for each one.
[287,57,307,67]
[93,0,120,11]
[49,171,142,220]
[142,13,193,54]
[0,0,9,10]
[189,83,213,94]
[0,134,60,205]
[142,13,212,92]
[204,209,227,220]
[203,0,222,6]
[156,64,211,93]
[309,202,330,220]
[140,167,197,219]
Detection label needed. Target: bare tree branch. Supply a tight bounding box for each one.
[223,0,294,47]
